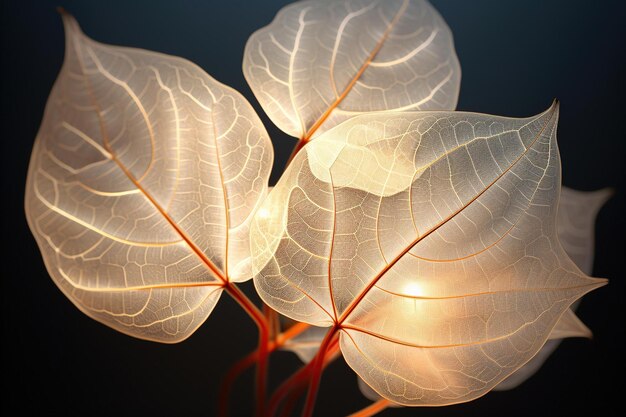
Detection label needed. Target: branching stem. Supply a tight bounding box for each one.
[218,319,311,416]
[301,326,339,417]
[267,330,340,417]
[223,283,269,417]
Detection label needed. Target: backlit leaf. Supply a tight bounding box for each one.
[281,324,329,363]
[251,103,606,406]
[556,187,612,275]
[25,14,273,342]
[243,0,460,141]
[280,187,606,395]
[358,308,591,401]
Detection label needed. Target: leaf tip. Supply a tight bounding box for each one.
[590,187,615,212]
[548,98,560,118]
[57,7,82,39]
[572,311,594,340]
[530,99,560,132]
[602,187,616,201]
[577,320,594,340]
[590,277,609,290]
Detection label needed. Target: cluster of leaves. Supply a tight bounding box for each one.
[25,0,608,415]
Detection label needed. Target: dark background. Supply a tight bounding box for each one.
[2,1,624,416]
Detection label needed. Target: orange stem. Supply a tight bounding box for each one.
[347,399,391,417]
[276,321,312,345]
[268,336,340,417]
[300,326,339,417]
[283,2,408,171]
[218,321,312,416]
[263,304,281,342]
[217,350,258,417]
[223,283,269,417]
[281,339,340,417]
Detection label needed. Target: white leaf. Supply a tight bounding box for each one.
[244,0,460,140]
[25,14,273,342]
[251,103,606,406]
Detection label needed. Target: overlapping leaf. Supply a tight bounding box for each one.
[25,14,273,342]
[251,104,606,405]
[243,0,461,141]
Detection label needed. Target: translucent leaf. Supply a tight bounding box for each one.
[251,103,606,406]
[358,376,401,407]
[24,14,273,342]
[557,187,612,275]
[354,187,608,398]
[281,324,330,363]
[358,309,590,400]
[548,308,592,340]
[495,187,611,390]
[243,0,461,141]
[281,188,607,369]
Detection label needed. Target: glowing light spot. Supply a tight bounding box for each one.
[403,282,423,297]
[258,207,270,219]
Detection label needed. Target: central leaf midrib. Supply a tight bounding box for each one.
[301,0,409,142]
[73,35,229,289]
[336,106,557,325]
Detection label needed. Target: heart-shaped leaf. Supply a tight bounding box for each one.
[251,103,606,405]
[243,0,461,141]
[281,190,603,399]
[25,13,273,342]
[279,187,609,391]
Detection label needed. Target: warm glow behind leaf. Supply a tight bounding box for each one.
[251,104,606,405]
[24,14,273,342]
[358,307,592,402]
[243,0,460,140]
[284,186,605,395]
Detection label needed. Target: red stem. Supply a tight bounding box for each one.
[218,321,312,416]
[268,334,340,417]
[279,383,306,417]
[263,304,280,342]
[284,137,308,169]
[217,350,258,417]
[300,326,338,417]
[268,359,314,416]
[282,338,341,417]
[223,283,269,417]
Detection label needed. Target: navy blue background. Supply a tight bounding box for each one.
[2,1,624,416]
